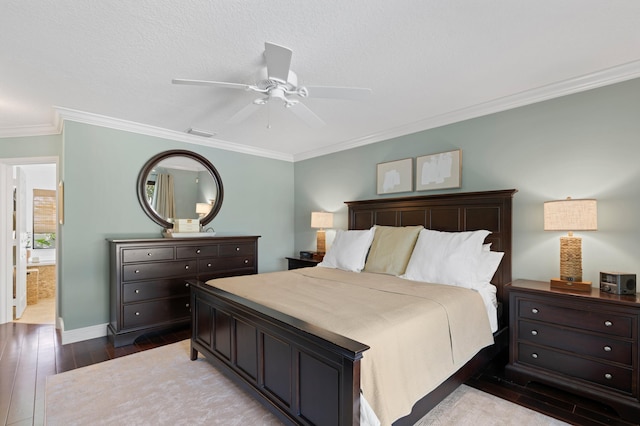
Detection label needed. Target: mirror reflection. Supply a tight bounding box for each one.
[137,150,224,229]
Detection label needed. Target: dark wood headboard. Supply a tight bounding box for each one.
[346,189,517,306]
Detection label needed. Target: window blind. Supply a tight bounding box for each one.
[33,189,56,233]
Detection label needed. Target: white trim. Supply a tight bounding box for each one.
[60,322,108,345]
[54,107,294,162]
[293,59,640,161]
[2,59,640,162]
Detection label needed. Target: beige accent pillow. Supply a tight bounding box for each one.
[363,225,423,276]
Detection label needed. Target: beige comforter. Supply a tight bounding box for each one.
[207,267,494,425]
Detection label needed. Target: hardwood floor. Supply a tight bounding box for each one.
[0,322,636,426]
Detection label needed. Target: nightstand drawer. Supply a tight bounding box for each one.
[519,299,632,338]
[518,343,633,394]
[518,320,632,365]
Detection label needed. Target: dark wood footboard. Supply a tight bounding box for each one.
[190,279,370,426]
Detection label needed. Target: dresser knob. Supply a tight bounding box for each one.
[135,289,140,294]
[147,252,152,256]
[135,312,140,316]
[185,283,189,287]
[185,303,189,308]
[244,259,249,264]
[196,249,201,254]
[531,353,538,359]
[604,320,613,327]
[603,345,612,352]
[531,330,538,336]
[236,247,240,251]
[605,373,612,380]
[531,308,538,314]
[207,263,212,268]
[134,269,140,274]
[185,265,189,270]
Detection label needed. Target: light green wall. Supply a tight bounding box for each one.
[0,134,62,158]
[294,78,640,285]
[57,122,293,330]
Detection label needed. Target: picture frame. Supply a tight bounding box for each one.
[415,149,462,191]
[376,158,413,195]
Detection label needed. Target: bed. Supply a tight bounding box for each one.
[189,189,516,425]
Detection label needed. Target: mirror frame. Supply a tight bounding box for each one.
[136,149,224,229]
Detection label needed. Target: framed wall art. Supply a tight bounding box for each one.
[415,149,461,191]
[376,158,413,195]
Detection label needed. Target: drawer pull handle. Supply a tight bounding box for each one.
[196,249,201,254]
[185,283,189,287]
[236,247,240,251]
[134,270,140,274]
[185,265,190,270]
[185,303,189,308]
[531,353,538,359]
[531,308,538,314]
[207,263,212,267]
[531,330,538,336]
[603,346,612,352]
[244,259,249,264]
[135,289,140,294]
[604,320,613,327]
[147,252,152,256]
[605,373,612,380]
[135,312,140,316]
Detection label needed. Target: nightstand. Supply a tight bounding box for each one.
[506,279,640,421]
[286,256,321,270]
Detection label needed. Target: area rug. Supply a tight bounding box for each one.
[45,340,567,425]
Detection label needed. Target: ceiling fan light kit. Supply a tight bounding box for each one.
[173,42,372,128]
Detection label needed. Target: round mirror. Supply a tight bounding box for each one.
[136,150,224,228]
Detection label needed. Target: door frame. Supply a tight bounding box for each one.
[0,156,59,325]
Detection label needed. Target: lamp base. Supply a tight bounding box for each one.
[550,278,592,292]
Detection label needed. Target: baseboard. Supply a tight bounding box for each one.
[60,321,108,345]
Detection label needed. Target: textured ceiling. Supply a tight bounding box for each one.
[2,1,640,161]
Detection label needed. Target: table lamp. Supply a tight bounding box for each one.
[311,211,334,255]
[544,197,597,291]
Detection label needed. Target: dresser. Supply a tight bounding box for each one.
[108,235,259,347]
[506,279,640,421]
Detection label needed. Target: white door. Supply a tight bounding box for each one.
[14,167,27,319]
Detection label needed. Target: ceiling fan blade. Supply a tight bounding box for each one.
[264,42,292,83]
[172,79,252,90]
[288,102,325,128]
[304,86,372,101]
[227,102,262,125]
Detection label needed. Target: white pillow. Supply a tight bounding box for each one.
[318,228,375,272]
[402,229,491,288]
[475,250,504,286]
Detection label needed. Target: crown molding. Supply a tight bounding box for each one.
[293,59,640,161]
[53,107,294,162]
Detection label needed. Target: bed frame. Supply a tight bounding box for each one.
[190,189,517,425]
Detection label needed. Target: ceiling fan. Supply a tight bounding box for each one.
[172,42,372,128]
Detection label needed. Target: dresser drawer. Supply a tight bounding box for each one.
[122,279,192,303]
[199,256,255,273]
[517,343,633,394]
[122,296,191,329]
[122,247,174,263]
[176,245,219,259]
[519,299,632,338]
[123,260,197,281]
[518,320,632,365]
[219,243,255,257]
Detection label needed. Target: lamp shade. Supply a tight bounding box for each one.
[544,198,597,231]
[196,202,212,216]
[311,211,334,229]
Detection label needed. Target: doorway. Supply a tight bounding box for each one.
[0,157,58,326]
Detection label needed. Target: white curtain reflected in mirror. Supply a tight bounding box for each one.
[151,173,176,220]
